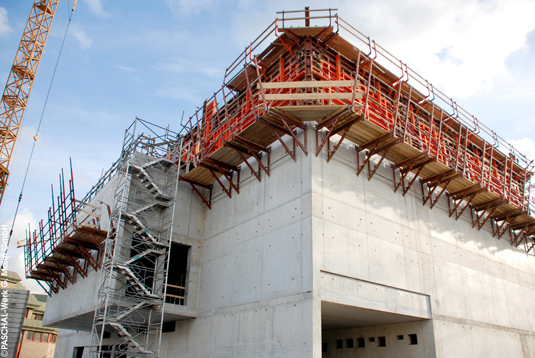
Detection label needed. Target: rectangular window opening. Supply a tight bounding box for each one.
[409,333,418,345]
[346,338,353,348]
[322,342,328,352]
[378,336,386,347]
[162,321,176,333]
[357,338,365,348]
[27,331,34,341]
[336,339,343,349]
[166,243,190,306]
[368,337,375,343]
[73,347,84,358]
[397,335,404,340]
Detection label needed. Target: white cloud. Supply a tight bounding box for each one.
[116,65,135,72]
[338,0,535,98]
[0,7,13,38]
[70,24,92,49]
[228,0,535,99]
[82,0,110,17]
[165,0,218,15]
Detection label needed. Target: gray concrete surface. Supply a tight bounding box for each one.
[48,126,535,357]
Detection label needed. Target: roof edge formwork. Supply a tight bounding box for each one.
[177,8,535,254]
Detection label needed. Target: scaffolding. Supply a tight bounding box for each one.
[22,9,535,356]
[89,118,181,357]
[23,160,108,295]
[178,9,534,253]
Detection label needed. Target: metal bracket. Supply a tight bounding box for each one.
[258,109,308,161]
[224,136,270,182]
[356,132,401,181]
[469,198,505,231]
[508,219,535,247]
[490,209,524,240]
[420,169,460,209]
[316,109,363,162]
[200,160,240,199]
[392,153,435,196]
[74,242,101,272]
[179,177,213,209]
[446,185,486,221]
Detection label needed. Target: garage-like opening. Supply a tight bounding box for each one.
[321,301,433,358]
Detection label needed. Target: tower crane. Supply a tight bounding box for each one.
[0,0,59,205]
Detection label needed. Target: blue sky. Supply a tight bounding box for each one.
[0,0,534,293]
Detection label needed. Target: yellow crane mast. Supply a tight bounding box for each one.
[0,0,59,205]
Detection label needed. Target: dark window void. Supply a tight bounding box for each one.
[378,336,386,347]
[369,337,375,343]
[322,342,328,352]
[357,338,365,348]
[409,334,418,345]
[166,243,190,305]
[162,321,176,333]
[336,339,343,349]
[103,331,111,339]
[346,338,354,348]
[397,335,404,340]
[72,347,84,358]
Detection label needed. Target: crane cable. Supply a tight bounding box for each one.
[1,1,77,270]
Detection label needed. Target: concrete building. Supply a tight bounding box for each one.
[23,9,535,358]
[2,271,58,358]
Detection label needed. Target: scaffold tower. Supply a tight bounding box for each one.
[89,118,181,357]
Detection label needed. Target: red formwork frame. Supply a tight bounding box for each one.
[178,9,534,252]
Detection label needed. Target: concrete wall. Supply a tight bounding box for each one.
[53,329,91,358]
[159,131,316,357]
[47,126,535,358]
[312,129,535,358]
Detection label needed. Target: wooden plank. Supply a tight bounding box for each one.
[165,283,185,289]
[279,26,332,37]
[165,293,185,299]
[264,93,363,100]
[258,80,357,89]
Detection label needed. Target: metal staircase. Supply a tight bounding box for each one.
[90,118,181,357]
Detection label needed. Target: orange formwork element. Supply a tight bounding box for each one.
[177,9,534,254]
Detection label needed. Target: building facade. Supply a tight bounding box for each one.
[3,271,58,358]
[24,9,535,358]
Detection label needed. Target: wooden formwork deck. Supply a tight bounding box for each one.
[29,225,107,282]
[181,103,533,227]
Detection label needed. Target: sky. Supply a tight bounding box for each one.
[0,0,534,293]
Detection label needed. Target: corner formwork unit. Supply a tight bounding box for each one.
[89,118,181,357]
[178,8,535,254]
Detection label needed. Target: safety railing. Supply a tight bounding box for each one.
[178,10,533,216]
